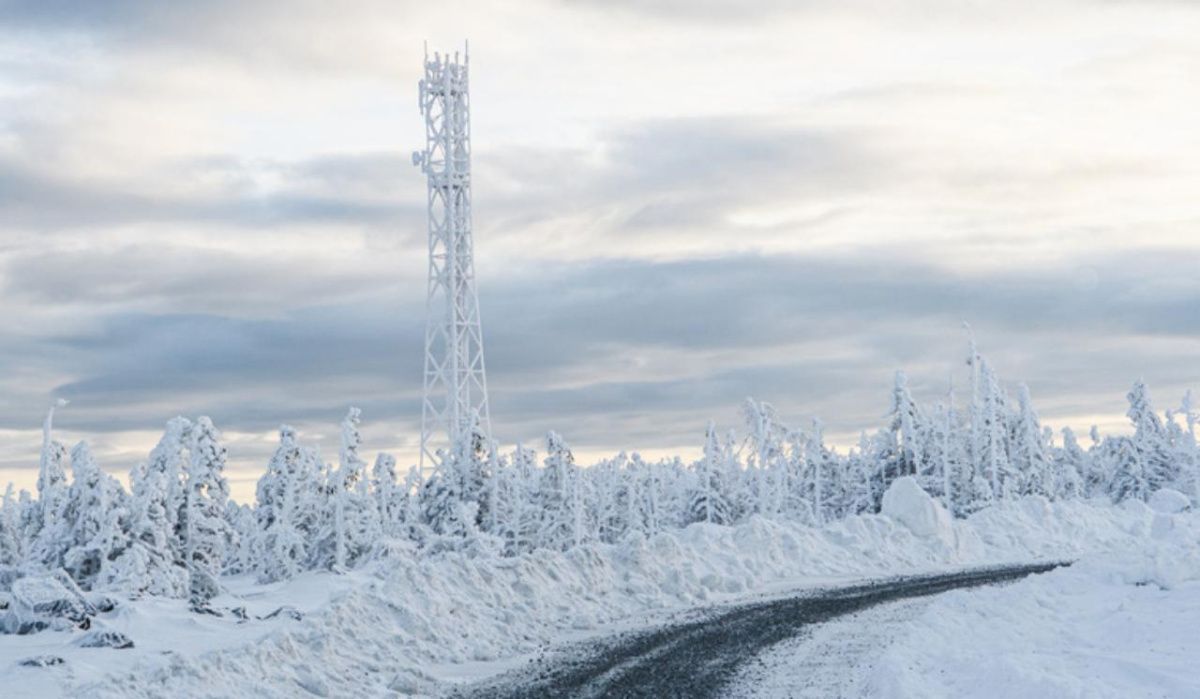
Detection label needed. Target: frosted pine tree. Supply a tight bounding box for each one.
[841,435,877,516]
[1108,436,1148,502]
[592,454,626,541]
[99,460,188,598]
[743,399,786,516]
[924,401,961,514]
[888,371,925,476]
[321,407,381,569]
[255,426,322,581]
[1056,427,1087,500]
[0,484,22,566]
[504,445,540,554]
[622,461,647,539]
[421,414,491,540]
[1011,384,1052,497]
[31,402,70,568]
[144,417,192,561]
[400,465,429,544]
[372,453,402,536]
[16,490,38,559]
[1177,391,1200,502]
[977,359,1014,500]
[806,419,831,524]
[781,429,811,522]
[1126,381,1173,492]
[61,442,127,589]
[689,424,731,525]
[183,417,231,606]
[536,432,578,550]
[223,501,257,575]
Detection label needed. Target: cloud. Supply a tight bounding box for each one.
[0,154,422,233]
[1,249,1189,455]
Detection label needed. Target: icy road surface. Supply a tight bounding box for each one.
[448,562,1064,699]
[724,595,933,698]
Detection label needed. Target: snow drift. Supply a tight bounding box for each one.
[868,491,1200,698]
[19,486,1168,698]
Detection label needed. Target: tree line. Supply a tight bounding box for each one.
[0,344,1195,609]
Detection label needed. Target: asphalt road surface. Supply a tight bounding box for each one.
[448,562,1066,699]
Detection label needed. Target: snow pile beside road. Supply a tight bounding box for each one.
[30,488,1169,697]
[868,497,1200,699]
[881,476,956,546]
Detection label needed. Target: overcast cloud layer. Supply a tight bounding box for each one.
[2,0,1198,499]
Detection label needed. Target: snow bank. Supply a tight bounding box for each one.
[868,507,1200,699]
[1148,487,1191,514]
[880,476,955,547]
[13,494,1169,698]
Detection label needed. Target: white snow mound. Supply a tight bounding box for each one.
[1148,488,1191,514]
[881,477,954,545]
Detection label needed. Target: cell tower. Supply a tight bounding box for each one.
[413,45,491,471]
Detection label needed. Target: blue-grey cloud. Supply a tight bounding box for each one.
[7,250,1193,458]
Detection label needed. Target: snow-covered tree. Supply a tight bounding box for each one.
[254,426,324,582]
[0,484,22,566]
[183,417,231,606]
[372,453,402,536]
[688,424,732,525]
[497,445,539,554]
[60,442,127,589]
[535,431,579,550]
[144,417,192,559]
[743,399,787,517]
[1126,381,1173,492]
[30,402,71,568]
[888,371,925,476]
[316,407,381,570]
[1055,427,1087,501]
[975,359,1014,501]
[223,501,257,576]
[1108,436,1148,503]
[98,458,188,597]
[1010,384,1052,497]
[420,413,492,541]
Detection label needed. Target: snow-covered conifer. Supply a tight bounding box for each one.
[689,424,731,525]
[1056,427,1087,501]
[144,417,192,559]
[1011,384,1052,497]
[320,407,381,569]
[183,417,231,606]
[255,426,322,581]
[535,432,579,550]
[1108,436,1148,502]
[0,484,22,566]
[888,371,925,476]
[98,456,188,598]
[372,453,401,535]
[1126,381,1172,492]
[31,403,70,568]
[61,442,127,589]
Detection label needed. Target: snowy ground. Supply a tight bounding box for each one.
[3,482,1193,698]
[722,497,1200,699]
[726,596,935,698]
[867,501,1200,698]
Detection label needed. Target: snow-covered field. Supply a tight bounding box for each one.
[869,498,1200,699]
[4,479,1192,698]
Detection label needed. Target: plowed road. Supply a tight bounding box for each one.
[450,562,1065,699]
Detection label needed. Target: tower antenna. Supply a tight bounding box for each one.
[413,45,491,472]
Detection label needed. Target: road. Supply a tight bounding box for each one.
[447,562,1066,699]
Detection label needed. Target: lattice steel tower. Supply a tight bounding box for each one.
[412,46,491,471]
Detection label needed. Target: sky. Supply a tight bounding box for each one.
[1,0,1198,501]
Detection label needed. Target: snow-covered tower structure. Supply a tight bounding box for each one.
[412,46,491,471]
